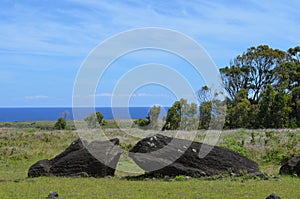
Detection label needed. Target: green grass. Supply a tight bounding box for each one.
[1,123,300,198]
[1,176,299,198]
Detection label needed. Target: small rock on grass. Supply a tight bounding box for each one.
[266,193,281,199]
[46,192,59,199]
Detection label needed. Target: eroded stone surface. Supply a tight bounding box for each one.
[129,134,262,177]
[28,138,122,178]
[279,155,300,177]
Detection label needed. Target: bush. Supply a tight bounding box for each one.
[54,117,66,130]
[174,175,186,181]
[96,112,105,126]
[133,118,150,128]
[84,112,105,128]
[222,137,249,157]
[133,106,161,129]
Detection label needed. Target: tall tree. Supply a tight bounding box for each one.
[290,86,300,127]
[220,45,287,102]
[198,101,212,129]
[148,105,161,129]
[162,101,181,131]
[257,85,276,128]
[225,89,251,129]
[179,98,198,130]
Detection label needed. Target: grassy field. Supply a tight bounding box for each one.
[0,121,300,198]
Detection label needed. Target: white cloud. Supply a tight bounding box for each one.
[24,95,49,100]
[135,93,169,97]
[94,93,113,97]
[94,92,170,97]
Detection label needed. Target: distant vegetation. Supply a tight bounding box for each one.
[219,45,300,129]
[54,117,66,130]
[84,111,106,128]
[162,99,198,131]
[133,106,161,130]
[162,45,300,130]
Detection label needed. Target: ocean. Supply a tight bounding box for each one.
[0,107,168,122]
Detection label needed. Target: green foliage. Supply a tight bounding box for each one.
[148,105,161,129]
[220,45,287,102]
[119,142,133,151]
[222,137,249,157]
[225,90,251,129]
[198,101,212,129]
[96,112,105,126]
[219,45,300,129]
[290,86,300,127]
[133,118,150,127]
[84,113,98,128]
[162,99,198,131]
[54,117,66,130]
[174,175,186,181]
[258,85,292,128]
[84,112,105,128]
[250,132,255,144]
[162,101,181,130]
[262,131,300,163]
[133,106,160,129]
[179,99,198,130]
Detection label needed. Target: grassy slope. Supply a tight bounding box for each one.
[0,122,300,198]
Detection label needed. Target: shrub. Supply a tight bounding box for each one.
[174,175,186,181]
[54,117,66,130]
[133,118,150,128]
[133,106,161,129]
[222,137,249,157]
[84,112,105,128]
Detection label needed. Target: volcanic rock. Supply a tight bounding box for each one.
[266,193,281,199]
[279,155,300,177]
[129,134,262,177]
[28,138,122,177]
[45,192,59,199]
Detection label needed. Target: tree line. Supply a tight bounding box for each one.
[218,45,299,129]
[139,45,300,130]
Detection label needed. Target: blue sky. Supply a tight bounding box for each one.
[1,0,299,107]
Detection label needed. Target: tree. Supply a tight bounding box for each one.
[54,117,66,130]
[179,99,198,130]
[219,45,300,129]
[272,91,291,128]
[84,112,105,128]
[288,46,300,62]
[96,112,105,126]
[257,85,276,128]
[226,98,251,129]
[197,86,211,104]
[257,85,291,128]
[219,64,250,100]
[220,45,287,102]
[198,101,212,129]
[290,86,300,127]
[133,106,161,129]
[162,99,199,131]
[162,101,181,131]
[148,105,161,129]
[274,61,299,92]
